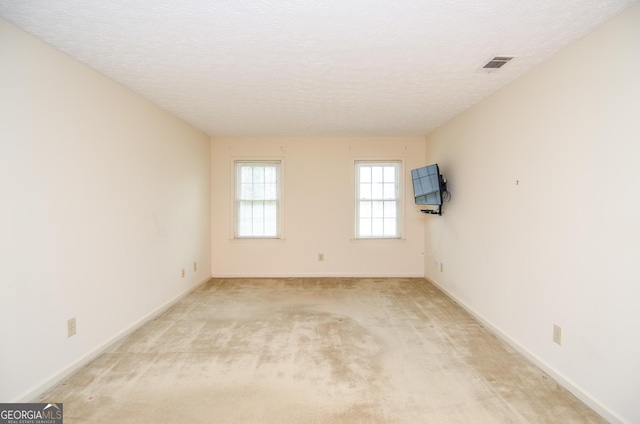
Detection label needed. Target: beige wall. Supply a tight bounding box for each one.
[0,19,211,401]
[211,137,426,277]
[3,3,638,420]
[424,5,640,423]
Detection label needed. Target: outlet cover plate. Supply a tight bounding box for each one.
[67,317,76,338]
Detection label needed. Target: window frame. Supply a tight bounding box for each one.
[233,160,282,239]
[354,160,403,239]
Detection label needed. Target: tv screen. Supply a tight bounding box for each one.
[411,164,442,205]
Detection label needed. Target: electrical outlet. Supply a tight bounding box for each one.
[318,253,324,262]
[439,262,444,272]
[67,317,76,338]
[181,269,185,278]
[553,324,562,345]
[193,261,197,272]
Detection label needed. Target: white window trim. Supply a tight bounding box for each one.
[232,159,284,240]
[353,159,404,240]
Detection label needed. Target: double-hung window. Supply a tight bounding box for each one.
[355,161,402,238]
[235,161,281,238]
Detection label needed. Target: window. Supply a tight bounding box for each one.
[235,161,281,238]
[355,161,402,238]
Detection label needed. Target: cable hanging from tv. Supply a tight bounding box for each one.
[411,163,450,216]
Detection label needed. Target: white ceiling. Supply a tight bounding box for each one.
[1,1,637,137]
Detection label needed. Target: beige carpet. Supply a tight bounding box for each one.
[41,278,604,423]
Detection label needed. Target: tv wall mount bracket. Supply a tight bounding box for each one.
[420,206,441,215]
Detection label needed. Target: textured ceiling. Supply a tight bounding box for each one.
[0,0,637,137]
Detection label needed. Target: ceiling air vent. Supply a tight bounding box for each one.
[482,56,514,70]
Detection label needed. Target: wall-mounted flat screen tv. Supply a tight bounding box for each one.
[411,164,442,205]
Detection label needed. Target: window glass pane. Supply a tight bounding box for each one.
[359,166,371,183]
[240,183,252,199]
[253,167,264,183]
[264,201,277,219]
[264,222,276,236]
[360,201,371,218]
[371,182,383,199]
[384,201,396,218]
[254,182,265,199]
[359,219,371,237]
[383,218,396,236]
[384,166,395,183]
[360,183,372,200]
[239,201,252,218]
[253,219,264,235]
[382,183,396,199]
[371,166,383,184]
[372,201,384,218]
[252,201,263,235]
[238,222,250,236]
[371,218,384,235]
[265,166,277,183]
[241,166,253,184]
[252,201,264,219]
[265,182,277,200]
[238,200,253,236]
[265,200,277,236]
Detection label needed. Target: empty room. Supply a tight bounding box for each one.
[1,1,639,423]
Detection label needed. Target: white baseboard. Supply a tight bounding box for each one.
[210,273,425,278]
[425,277,628,424]
[12,275,212,403]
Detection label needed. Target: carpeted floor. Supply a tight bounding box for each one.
[40,278,604,423]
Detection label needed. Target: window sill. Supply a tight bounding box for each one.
[230,237,285,242]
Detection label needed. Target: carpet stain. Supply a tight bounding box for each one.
[39,278,605,424]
